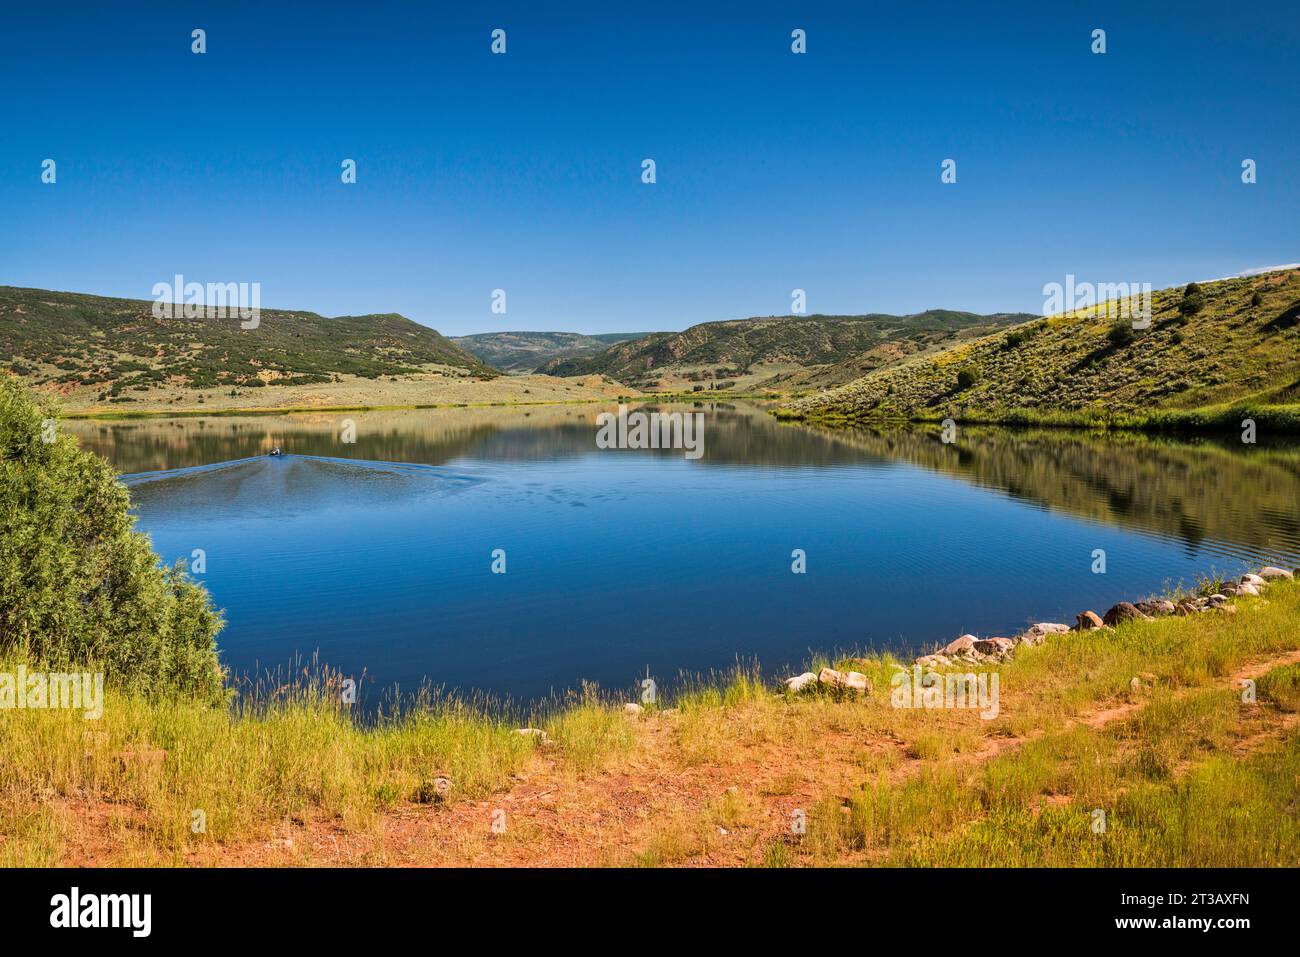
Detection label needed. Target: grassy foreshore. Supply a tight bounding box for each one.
[63,397,620,421]
[64,392,764,421]
[4,577,1298,867]
[38,369,635,419]
[775,400,1300,436]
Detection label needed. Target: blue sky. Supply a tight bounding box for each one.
[2,0,1297,335]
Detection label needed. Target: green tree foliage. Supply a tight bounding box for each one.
[0,376,224,698]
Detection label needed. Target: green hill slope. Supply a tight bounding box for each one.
[0,286,495,401]
[541,310,1031,389]
[451,330,653,373]
[783,268,1300,428]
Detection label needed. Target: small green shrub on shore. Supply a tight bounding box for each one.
[0,375,224,698]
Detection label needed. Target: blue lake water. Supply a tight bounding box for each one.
[72,404,1300,706]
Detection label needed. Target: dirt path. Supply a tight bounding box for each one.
[180,648,1300,867]
[53,647,1300,867]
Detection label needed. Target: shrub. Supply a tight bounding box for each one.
[0,375,225,699]
[1004,323,1044,350]
[955,366,981,390]
[1107,321,1137,347]
[1179,283,1206,317]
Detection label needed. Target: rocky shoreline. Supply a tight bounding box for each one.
[782,566,1296,694]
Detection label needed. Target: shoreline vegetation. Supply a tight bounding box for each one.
[773,400,1300,435]
[60,390,779,421]
[48,371,636,419]
[64,396,622,421]
[4,571,1298,867]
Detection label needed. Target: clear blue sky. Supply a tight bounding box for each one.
[2,0,1296,335]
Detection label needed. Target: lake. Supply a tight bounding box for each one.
[66,403,1300,707]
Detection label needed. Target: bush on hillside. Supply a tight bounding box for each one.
[1003,322,1045,350]
[1107,320,1137,347]
[955,366,982,390]
[1179,282,1206,317]
[0,375,224,698]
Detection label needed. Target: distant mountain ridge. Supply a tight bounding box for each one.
[451,330,653,373]
[0,286,493,401]
[541,310,1034,389]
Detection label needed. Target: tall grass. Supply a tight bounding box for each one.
[0,659,536,863]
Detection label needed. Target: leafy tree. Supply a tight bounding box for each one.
[0,375,224,698]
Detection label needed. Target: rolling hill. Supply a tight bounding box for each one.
[782,268,1300,426]
[0,285,496,404]
[451,330,653,373]
[540,310,1033,390]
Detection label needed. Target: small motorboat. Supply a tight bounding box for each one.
[269,447,282,456]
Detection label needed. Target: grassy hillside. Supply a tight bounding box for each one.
[541,311,1031,390]
[0,286,496,405]
[451,330,653,373]
[783,268,1300,428]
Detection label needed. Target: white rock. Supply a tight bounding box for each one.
[940,634,979,655]
[1136,600,1177,617]
[784,672,818,693]
[914,654,950,668]
[1018,622,1070,646]
[1259,566,1294,580]
[817,667,870,692]
[844,671,870,692]
[623,703,643,715]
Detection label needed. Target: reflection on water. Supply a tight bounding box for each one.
[817,425,1300,568]
[68,404,1300,704]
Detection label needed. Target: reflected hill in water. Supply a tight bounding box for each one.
[820,425,1300,561]
[65,402,881,472]
[67,402,1300,565]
